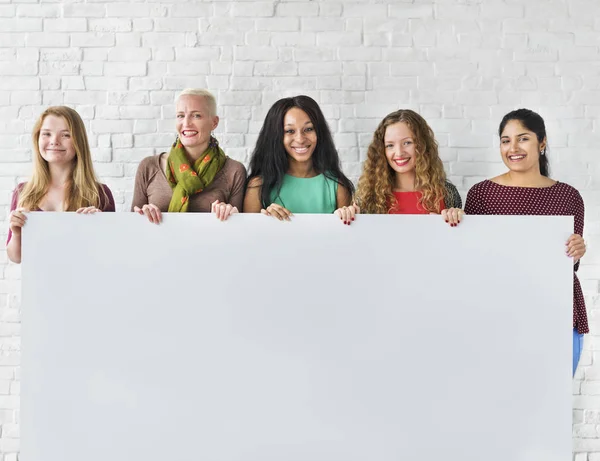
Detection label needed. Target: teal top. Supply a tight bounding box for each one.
[269,174,338,213]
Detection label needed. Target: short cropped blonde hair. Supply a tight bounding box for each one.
[177,88,217,116]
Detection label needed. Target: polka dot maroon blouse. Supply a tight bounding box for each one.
[465,180,588,334]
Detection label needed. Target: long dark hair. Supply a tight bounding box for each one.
[498,108,549,177]
[247,95,354,208]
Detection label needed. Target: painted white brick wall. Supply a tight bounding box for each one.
[0,0,598,458]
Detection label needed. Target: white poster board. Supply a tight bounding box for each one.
[22,213,573,461]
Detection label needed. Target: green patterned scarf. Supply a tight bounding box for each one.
[166,136,226,212]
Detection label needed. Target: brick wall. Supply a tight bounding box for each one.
[0,1,599,459]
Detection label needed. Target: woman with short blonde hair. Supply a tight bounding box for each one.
[131,88,246,222]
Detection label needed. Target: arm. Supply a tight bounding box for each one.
[243,177,263,213]
[244,177,292,221]
[130,158,162,223]
[212,163,247,221]
[6,228,22,264]
[6,186,24,264]
[226,163,247,212]
[334,183,359,225]
[101,184,116,212]
[570,190,585,270]
[445,181,462,209]
[130,159,150,211]
[336,183,353,208]
[440,182,464,227]
[463,185,480,215]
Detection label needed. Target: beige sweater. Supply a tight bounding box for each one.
[131,153,247,212]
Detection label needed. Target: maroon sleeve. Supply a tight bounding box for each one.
[100,184,116,212]
[464,182,483,215]
[6,184,23,246]
[572,188,585,272]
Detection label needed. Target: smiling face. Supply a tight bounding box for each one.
[38,115,77,166]
[500,119,545,174]
[384,122,417,176]
[175,94,219,150]
[282,107,317,164]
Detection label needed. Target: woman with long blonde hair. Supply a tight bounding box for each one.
[356,109,462,225]
[7,106,115,263]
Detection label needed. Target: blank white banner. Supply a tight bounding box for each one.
[21,213,573,461]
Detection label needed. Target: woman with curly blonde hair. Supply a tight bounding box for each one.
[356,109,462,225]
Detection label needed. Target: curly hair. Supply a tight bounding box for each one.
[356,109,447,214]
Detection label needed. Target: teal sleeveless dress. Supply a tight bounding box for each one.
[269,174,338,213]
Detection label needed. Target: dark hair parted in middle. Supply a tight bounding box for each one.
[498,108,549,177]
[247,95,354,208]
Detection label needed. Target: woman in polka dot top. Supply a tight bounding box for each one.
[464,108,588,376]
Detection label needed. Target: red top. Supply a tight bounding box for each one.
[465,180,588,334]
[389,191,445,215]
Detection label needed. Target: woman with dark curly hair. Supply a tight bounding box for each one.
[356,109,462,225]
[244,95,357,224]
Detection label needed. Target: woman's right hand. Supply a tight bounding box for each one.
[134,203,162,224]
[334,203,360,225]
[9,209,27,236]
[441,208,464,227]
[261,203,293,221]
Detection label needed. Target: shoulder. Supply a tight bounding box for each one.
[324,171,349,189]
[133,155,162,185]
[98,183,116,210]
[99,183,113,195]
[247,176,263,188]
[444,180,459,194]
[11,182,26,200]
[223,157,247,176]
[554,181,583,203]
[466,180,489,195]
[554,181,580,195]
[9,182,26,210]
[464,181,491,209]
[137,154,161,172]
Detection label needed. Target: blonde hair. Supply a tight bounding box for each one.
[356,109,447,214]
[19,106,107,211]
[177,88,217,116]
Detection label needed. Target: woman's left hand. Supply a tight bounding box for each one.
[76,206,102,214]
[566,233,586,262]
[212,200,238,221]
[441,208,464,227]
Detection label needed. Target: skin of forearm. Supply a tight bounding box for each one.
[7,234,22,264]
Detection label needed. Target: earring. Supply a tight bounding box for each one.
[540,148,546,156]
